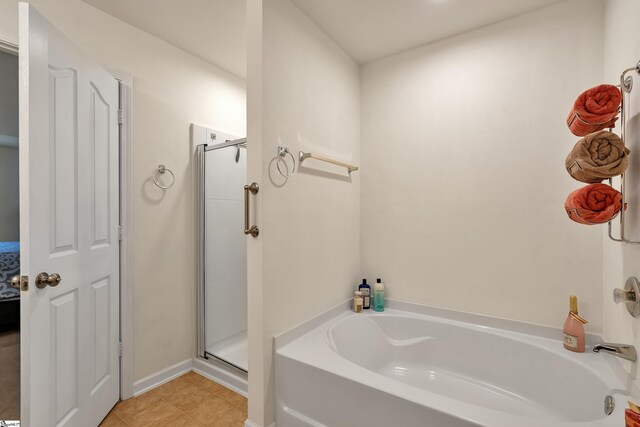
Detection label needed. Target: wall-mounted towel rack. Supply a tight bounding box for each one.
[608,60,640,245]
[299,151,359,173]
[277,146,296,178]
[153,164,175,190]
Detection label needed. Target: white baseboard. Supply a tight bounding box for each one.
[244,421,276,427]
[132,358,192,396]
[192,357,248,396]
[131,357,248,398]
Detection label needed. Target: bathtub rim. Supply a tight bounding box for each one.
[274,298,602,351]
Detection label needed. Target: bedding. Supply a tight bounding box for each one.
[0,242,20,300]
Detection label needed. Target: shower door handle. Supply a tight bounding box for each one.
[244,182,259,237]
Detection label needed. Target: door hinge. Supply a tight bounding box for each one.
[118,109,124,124]
[118,225,124,241]
[119,342,124,357]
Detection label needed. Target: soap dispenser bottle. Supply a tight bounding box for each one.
[563,295,587,353]
[373,278,385,312]
[359,279,371,310]
[353,291,363,313]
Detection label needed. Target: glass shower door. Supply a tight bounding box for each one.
[203,142,248,372]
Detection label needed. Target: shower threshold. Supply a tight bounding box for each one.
[205,330,248,372]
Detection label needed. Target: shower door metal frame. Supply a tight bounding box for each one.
[195,143,206,362]
[195,140,249,378]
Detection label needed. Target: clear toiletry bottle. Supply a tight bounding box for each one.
[563,295,587,352]
[353,291,363,313]
[373,278,384,312]
[359,279,371,310]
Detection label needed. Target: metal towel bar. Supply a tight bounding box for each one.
[608,60,640,244]
[244,182,259,238]
[299,151,358,173]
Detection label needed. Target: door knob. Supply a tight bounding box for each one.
[35,272,62,289]
[11,275,28,291]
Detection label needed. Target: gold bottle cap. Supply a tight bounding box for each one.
[569,295,578,314]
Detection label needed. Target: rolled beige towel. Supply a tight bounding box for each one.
[565,130,630,183]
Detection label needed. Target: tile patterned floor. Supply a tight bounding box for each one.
[100,371,247,427]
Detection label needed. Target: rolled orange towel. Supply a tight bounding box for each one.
[565,130,630,183]
[565,183,622,225]
[567,84,621,136]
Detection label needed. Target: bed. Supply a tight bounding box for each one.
[0,242,20,301]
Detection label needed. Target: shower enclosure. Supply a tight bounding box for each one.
[196,129,248,374]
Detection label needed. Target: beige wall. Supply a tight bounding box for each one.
[0,146,19,241]
[0,51,18,138]
[247,0,361,424]
[602,0,640,378]
[360,0,605,332]
[0,0,246,382]
[0,50,19,242]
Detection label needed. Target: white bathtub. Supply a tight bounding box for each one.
[275,301,639,427]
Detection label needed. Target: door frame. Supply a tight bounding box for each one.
[0,33,136,401]
[106,67,135,400]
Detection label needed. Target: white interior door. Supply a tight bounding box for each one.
[19,3,120,426]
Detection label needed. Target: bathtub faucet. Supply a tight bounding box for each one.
[592,343,637,362]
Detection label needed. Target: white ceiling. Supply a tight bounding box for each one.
[83,0,567,77]
[291,0,567,63]
[82,0,247,78]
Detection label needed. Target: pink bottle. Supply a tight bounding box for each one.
[563,295,587,353]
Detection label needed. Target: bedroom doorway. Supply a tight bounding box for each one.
[0,48,20,422]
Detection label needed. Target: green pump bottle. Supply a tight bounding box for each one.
[373,278,384,312]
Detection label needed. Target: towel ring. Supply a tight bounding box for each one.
[276,146,296,178]
[153,164,175,190]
